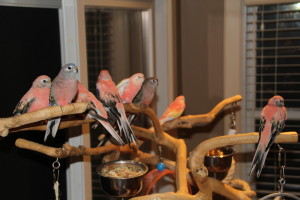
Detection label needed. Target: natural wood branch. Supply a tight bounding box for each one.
[189,132,298,174]
[208,178,255,200]
[161,95,242,131]
[125,104,189,194]
[6,102,189,194]
[0,102,90,136]
[134,152,254,200]
[228,179,256,198]
[15,138,120,158]
[3,95,283,200]
[132,192,201,200]
[3,95,242,136]
[188,132,298,200]
[11,118,94,133]
[124,104,164,140]
[15,138,152,160]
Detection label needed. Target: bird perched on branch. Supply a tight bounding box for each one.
[159,95,186,125]
[125,77,159,124]
[117,73,145,104]
[44,63,78,141]
[75,81,125,146]
[132,77,158,107]
[96,70,138,145]
[13,75,51,115]
[249,95,287,178]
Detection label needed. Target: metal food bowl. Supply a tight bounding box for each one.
[204,147,234,180]
[97,160,148,197]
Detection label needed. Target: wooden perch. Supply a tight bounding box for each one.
[161,95,242,131]
[15,138,143,158]
[124,104,164,140]
[2,95,242,136]
[188,131,298,200]
[0,102,90,136]
[125,104,189,194]
[11,118,94,133]
[2,94,287,200]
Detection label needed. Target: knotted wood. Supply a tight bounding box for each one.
[1,95,290,200]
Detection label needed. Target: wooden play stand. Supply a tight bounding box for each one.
[0,95,298,200]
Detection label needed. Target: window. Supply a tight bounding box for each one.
[244,1,300,198]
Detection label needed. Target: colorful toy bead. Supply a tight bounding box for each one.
[156,162,166,171]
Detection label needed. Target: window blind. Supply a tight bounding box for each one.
[245,2,300,199]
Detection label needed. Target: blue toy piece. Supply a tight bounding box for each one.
[156,162,166,171]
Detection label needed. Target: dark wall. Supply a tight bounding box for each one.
[178,0,225,152]
[0,6,67,200]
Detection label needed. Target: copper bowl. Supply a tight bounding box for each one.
[204,147,234,180]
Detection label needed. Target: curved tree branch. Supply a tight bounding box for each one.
[2,95,293,200]
[124,104,188,194]
[161,95,242,131]
[188,131,298,200]
[0,102,90,136]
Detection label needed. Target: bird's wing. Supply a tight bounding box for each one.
[49,93,56,106]
[13,98,35,115]
[116,78,129,96]
[267,118,286,149]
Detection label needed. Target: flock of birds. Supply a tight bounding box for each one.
[13,63,186,147]
[12,63,288,178]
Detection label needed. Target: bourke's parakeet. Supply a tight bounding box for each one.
[249,95,287,177]
[127,77,159,124]
[117,73,145,103]
[96,70,138,145]
[159,95,186,125]
[75,81,125,146]
[132,77,158,107]
[13,75,51,115]
[44,63,78,141]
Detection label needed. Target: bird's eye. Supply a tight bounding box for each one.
[42,79,47,83]
[67,66,72,70]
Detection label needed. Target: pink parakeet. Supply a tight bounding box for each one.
[44,63,78,141]
[159,95,186,125]
[117,73,145,103]
[13,75,51,115]
[249,95,287,178]
[75,81,125,146]
[96,70,138,145]
[132,77,158,107]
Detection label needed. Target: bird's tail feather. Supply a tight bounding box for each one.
[256,147,271,177]
[128,114,136,124]
[120,113,138,145]
[88,108,110,122]
[44,117,61,141]
[249,143,267,177]
[100,120,125,146]
[97,133,110,147]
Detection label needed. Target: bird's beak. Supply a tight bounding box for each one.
[74,65,79,73]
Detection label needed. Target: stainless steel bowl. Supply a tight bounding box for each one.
[97,160,148,197]
[204,147,234,180]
